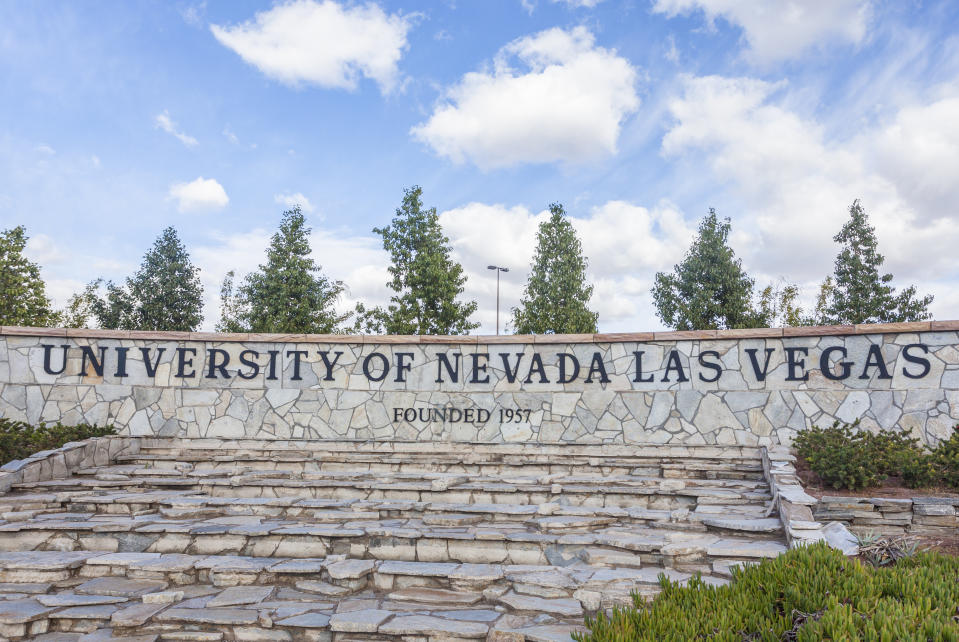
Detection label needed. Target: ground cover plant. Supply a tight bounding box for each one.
[0,418,115,463]
[575,542,959,642]
[793,420,959,491]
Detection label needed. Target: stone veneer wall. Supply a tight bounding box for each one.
[1,322,959,445]
[813,495,959,538]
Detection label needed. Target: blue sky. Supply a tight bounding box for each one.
[2,0,958,332]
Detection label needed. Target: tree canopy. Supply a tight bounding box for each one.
[217,207,346,334]
[92,227,204,331]
[512,203,598,334]
[652,209,762,330]
[0,226,57,326]
[818,200,933,325]
[372,186,478,335]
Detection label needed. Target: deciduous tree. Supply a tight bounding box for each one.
[373,186,478,335]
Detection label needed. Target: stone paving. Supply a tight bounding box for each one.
[0,439,789,641]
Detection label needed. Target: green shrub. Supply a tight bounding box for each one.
[0,418,116,464]
[901,450,940,488]
[927,426,959,488]
[792,421,914,490]
[795,421,959,490]
[867,428,925,475]
[894,425,959,489]
[575,542,959,642]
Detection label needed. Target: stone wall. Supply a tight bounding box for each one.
[1,322,959,445]
[813,495,959,538]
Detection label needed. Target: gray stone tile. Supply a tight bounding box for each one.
[75,578,168,598]
[207,586,273,608]
[329,608,392,632]
[274,612,332,628]
[379,614,489,638]
[157,608,259,625]
[37,594,129,607]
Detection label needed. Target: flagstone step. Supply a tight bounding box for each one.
[4,460,770,493]
[67,492,772,525]
[0,550,742,639]
[135,438,761,458]
[0,511,784,566]
[0,492,772,530]
[13,478,773,510]
[80,465,770,490]
[128,440,765,467]
[117,454,767,481]
[0,438,789,641]
[0,573,591,640]
[0,550,740,593]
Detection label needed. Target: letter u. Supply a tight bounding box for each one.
[42,344,70,375]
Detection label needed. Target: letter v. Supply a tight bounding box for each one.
[744,348,775,382]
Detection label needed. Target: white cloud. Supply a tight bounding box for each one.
[664,34,680,64]
[180,2,206,27]
[25,233,65,265]
[34,144,55,155]
[411,26,640,168]
[870,97,959,219]
[222,128,239,145]
[652,0,871,64]
[168,177,229,213]
[210,0,411,94]
[274,192,314,213]
[661,74,959,316]
[155,111,198,147]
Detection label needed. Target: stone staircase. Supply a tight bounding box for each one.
[0,439,788,641]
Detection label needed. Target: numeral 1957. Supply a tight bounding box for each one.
[499,408,532,423]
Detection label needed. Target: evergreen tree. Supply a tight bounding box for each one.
[512,203,598,334]
[128,227,204,331]
[92,227,203,331]
[652,209,762,330]
[374,186,478,335]
[218,207,346,334]
[0,226,57,326]
[819,201,933,324]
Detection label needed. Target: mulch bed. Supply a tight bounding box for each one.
[794,456,959,500]
[794,456,959,556]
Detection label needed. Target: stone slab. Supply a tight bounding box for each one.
[75,578,169,598]
[379,614,489,638]
[329,609,392,633]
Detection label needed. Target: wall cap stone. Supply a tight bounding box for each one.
[0,320,946,344]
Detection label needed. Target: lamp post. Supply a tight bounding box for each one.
[487,265,509,335]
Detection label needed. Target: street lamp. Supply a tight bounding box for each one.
[487,265,509,335]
